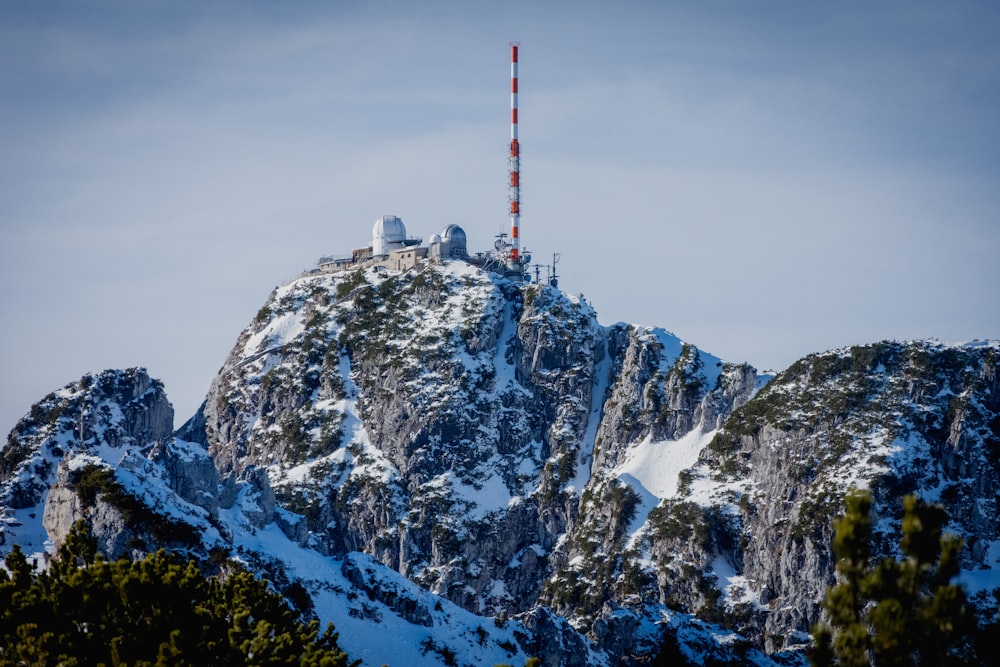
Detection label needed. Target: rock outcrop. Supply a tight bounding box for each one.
[1,368,173,511]
[703,341,1000,651]
[0,368,227,561]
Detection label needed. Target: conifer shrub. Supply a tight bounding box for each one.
[0,522,355,666]
[71,464,202,547]
[647,500,710,548]
[0,437,33,479]
[811,489,982,666]
[668,344,707,397]
[254,304,272,324]
[335,270,366,300]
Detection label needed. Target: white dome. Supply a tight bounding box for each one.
[428,233,442,245]
[373,215,406,243]
[372,215,407,255]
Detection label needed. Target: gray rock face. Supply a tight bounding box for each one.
[697,341,1000,651]
[147,438,221,515]
[177,264,771,663]
[71,367,174,450]
[39,465,83,549]
[517,607,600,667]
[42,460,140,561]
[238,465,277,529]
[182,270,596,613]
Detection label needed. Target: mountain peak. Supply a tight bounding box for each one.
[3,261,997,665]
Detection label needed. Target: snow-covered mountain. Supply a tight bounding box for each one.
[3,260,998,665]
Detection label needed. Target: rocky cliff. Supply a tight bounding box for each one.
[700,341,1000,651]
[3,261,998,666]
[1,367,173,514]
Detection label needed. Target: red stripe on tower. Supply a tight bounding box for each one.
[509,42,520,262]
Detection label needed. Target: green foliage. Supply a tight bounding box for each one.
[334,270,366,299]
[668,344,707,397]
[543,481,645,619]
[25,392,70,429]
[72,464,116,506]
[278,413,312,466]
[71,465,202,547]
[676,469,695,496]
[420,637,458,666]
[651,626,698,666]
[522,284,539,309]
[254,305,272,324]
[728,342,904,440]
[59,520,99,568]
[647,500,712,551]
[790,488,841,542]
[0,523,355,666]
[494,659,540,667]
[0,436,32,478]
[811,490,979,667]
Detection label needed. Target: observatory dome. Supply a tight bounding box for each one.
[372,215,407,256]
[441,224,467,257]
[441,224,466,243]
[373,215,406,243]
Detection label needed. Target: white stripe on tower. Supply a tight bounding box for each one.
[509,42,520,262]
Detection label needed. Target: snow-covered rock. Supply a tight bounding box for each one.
[3,262,998,666]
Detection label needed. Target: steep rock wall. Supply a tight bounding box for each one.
[695,341,1000,651]
[177,262,768,664]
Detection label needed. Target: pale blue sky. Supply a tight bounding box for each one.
[2,0,999,435]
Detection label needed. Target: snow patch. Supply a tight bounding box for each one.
[616,428,718,500]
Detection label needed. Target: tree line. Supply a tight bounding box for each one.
[0,521,354,666]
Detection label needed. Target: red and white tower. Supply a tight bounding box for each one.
[508,42,521,264]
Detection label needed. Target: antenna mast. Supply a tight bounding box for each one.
[508,42,521,266]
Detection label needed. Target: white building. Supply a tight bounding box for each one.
[371,215,420,256]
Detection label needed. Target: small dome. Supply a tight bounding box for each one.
[428,233,442,245]
[373,215,406,243]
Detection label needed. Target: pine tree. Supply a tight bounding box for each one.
[0,524,356,666]
[811,490,978,666]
